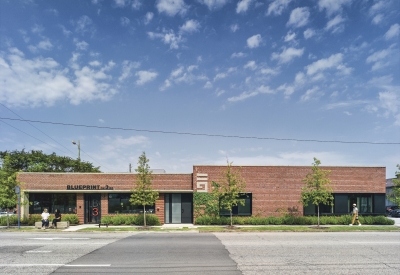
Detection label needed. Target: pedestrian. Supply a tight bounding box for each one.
[41,208,50,229]
[51,209,62,228]
[349,203,361,226]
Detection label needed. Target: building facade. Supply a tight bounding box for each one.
[17,165,386,224]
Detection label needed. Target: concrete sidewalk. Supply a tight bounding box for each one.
[62,223,199,231]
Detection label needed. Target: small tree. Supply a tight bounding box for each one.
[212,161,246,227]
[300,158,333,227]
[388,164,400,206]
[129,152,159,227]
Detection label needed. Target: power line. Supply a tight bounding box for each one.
[0,103,75,157]
[1,117,399,145]
[0,116,111,172]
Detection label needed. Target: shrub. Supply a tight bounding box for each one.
[62,214,79,224]
[101,215,112,224]
[135,214,161,226]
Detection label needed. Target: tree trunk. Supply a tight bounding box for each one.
[143,205,146,227]
[317,205,320,227]
[230,210,233,227]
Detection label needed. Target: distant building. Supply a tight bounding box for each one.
[17,165,386,224]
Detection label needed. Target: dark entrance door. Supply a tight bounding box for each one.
[84,194,101,224]
[164,193,193,224]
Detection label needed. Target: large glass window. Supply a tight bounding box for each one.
[108,193,155,214]
[29,193,76,214]
[220,193,252,216]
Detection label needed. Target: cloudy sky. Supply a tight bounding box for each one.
[0,0,399,177]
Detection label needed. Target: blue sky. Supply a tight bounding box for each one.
[0,0,399,177]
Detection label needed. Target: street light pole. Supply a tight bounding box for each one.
[72,140,80,161]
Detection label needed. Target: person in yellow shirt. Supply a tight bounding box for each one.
[349,203,361,226]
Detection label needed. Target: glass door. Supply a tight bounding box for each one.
[84,194,101,224]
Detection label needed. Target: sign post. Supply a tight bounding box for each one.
[14,186,20,229]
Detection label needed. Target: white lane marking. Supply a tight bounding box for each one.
[349,242,400,244]
[27,243,110,245]
[0,264,111,267]
[65,264,111,267]
[29,238,90,240]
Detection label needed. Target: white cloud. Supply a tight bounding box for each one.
[215,88,225,96]
[379,91,400,119]
[228,85,274,102]
[384,23,400,40]
[148,30,184,49]
[260,67,279,76]
[198,0,230,10]
[305,53,343,75]
[284,31,296,42]
[144,12,154,25]
[179,20,200,34]
[271,47,304,64]
[119,60,140,82]
[75,40,89,51]
[156,0,188,16]
[366,48,393,71]
[247,34,262,48]
[121,17,130,26]
[300,86,321,101]
[318,0,352,17]
[37,40,53,50]
[75,15,95,35]
[204,81,212,89]
[267,0,291,16]
[213,72,227,81]
[287,7,310,28]
[230,24,239,32]
[114,0,128,7]
[131,0,142,9]
[160,65,207,90]
[100,135,149,152]
[244,60,257,70]
[236,0,253,13]
[303,28,315,39]
[231,52,246,58]
[325,14,346,33]
[135,70,158,85]
[277,83,295,98]
[0,48,118,107]
[372,14,383,25]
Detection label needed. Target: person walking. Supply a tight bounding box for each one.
[349,203,361,226]
[41,208,50,229]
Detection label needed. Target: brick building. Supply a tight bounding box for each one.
[17,165,386,224]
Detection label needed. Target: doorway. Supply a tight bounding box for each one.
[84,194,101,224]
[164,193,193,224]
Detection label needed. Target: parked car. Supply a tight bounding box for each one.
[390,209,400,217]
[386,206,398,215]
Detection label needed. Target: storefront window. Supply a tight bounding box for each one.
[29,193,76,214]
[220,193,252,216]
[108,193,155,214]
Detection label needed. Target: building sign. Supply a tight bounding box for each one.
[66,185,114,190]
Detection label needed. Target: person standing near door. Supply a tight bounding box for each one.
[349,203,361,226]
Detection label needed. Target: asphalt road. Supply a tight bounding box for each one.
[0,231,399,275]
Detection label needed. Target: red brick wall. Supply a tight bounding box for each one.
[17,166,386,221]
[194,165,386,216]
[18,173,193,191]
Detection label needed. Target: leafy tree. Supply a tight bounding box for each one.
[0,149,101,173]
[388,164,400,206]
[300,158,334,227]
[212,161,247,227]
[0,149,101,221]
[129,152,159,227]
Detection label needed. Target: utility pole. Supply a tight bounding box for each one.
[129,163,132,173]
